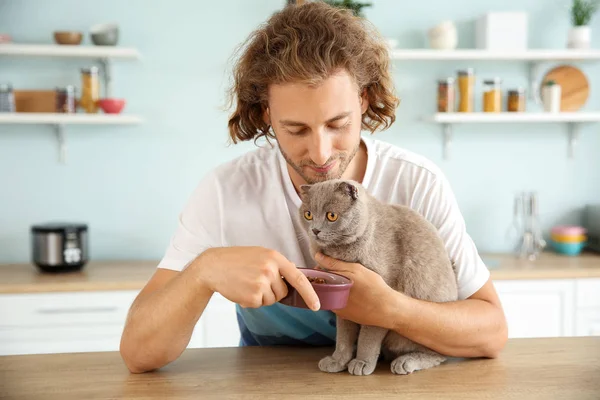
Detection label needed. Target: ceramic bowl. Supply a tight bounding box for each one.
[551,225,586,236]
[550,232,587,243]
[279,268,352,310]
[98,98,126,114]
[550,240,586,256]
[53,31,83,45]
[90,23,119,46]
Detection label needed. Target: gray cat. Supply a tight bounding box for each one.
[298,179,458,376]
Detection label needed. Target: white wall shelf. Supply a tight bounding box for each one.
[1,113,143,163]
[0,44,140,59]
[0,113,142,125]
[1,44,143,164]
[424,112,600,160]
[390,49,600,61]
[390,48,600,106]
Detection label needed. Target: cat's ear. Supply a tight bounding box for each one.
[299,184,312,200]
[338,181,359,200]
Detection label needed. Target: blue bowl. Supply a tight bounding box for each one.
[550,240,586,256]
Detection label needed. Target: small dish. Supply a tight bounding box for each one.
[53,31,83,45]
[98,98,126,114]
[279,268,353,310]
[90,23,119,46]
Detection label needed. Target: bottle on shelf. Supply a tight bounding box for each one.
[483,77,502,112]
[79,67,100,113]
[457,68,474,112]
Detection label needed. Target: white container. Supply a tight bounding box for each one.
[476,12,528,50]
[567,26,591,49]
[542,84,561,113]
[428,21,457,50]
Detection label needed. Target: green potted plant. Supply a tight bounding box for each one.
[322,0,372,18]
[568,0,599,48]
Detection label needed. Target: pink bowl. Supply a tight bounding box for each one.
[279,268,353,311]
[551,225,587,236]
[98,98,126,114]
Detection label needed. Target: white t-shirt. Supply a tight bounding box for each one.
[157,135,490,346]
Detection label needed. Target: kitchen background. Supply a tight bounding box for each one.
[1,0,599,264]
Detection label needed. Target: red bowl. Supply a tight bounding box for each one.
[98,98,126,114]
[279,268,353,310]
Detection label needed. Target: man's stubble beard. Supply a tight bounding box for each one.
[278,139,361,185]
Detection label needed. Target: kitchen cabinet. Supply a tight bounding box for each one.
[493,277,600,339]
[493,279,575,338]
[0,290,240,356]
[1,277,599,356]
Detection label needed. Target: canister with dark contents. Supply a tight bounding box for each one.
[437,77,456,112]
[507,88,526,112]
[56,85,77,113]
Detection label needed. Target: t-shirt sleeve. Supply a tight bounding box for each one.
[417,172,490,300]
[156,171,223,272]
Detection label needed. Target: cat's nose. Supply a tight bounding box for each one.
[312,228,321,235]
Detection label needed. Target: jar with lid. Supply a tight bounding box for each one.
[457,68,474,112]
[483,77,502,112]
[79,67,99,113]
[507,88,526,112]
[437,77,455,112]
[0,83,16,112]
[56,86,76,113]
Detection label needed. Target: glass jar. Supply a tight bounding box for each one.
[79,67,99,113]
[0,83,16,112]
[457,68,474,112]
[507,88,526,112]
[56,85,76,113]
[483,78,502,112]
[437,77,455,112]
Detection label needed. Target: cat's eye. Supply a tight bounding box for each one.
[326,212,338,222]
[304,211,313,220]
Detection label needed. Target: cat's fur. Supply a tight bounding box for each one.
[298,179,458,376]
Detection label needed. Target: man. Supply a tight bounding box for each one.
[120,2,508,374]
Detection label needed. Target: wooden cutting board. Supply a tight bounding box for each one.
[541,65,589,111]
[14,90,56,113]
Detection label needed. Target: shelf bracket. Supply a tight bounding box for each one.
[528,62,543,106]
[53,124,66,164]
[568,122,580,159]
[98,57,113,98]
[442,123,452,160]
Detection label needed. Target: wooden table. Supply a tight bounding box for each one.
[1,337,599,399]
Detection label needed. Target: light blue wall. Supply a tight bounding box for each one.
[1,0,599,263]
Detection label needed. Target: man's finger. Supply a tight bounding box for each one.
[279,262,320,311]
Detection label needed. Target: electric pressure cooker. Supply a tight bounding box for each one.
[31,223,88,273]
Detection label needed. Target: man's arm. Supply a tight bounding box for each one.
[383,278,508,358]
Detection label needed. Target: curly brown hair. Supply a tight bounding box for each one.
[226,1,399,144]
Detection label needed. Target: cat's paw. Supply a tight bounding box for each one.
[391,352,446,375]
[318,355,349,373]
[347,358,377,376]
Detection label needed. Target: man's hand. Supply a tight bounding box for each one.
[200,247,321,311]
[314,252,398,328]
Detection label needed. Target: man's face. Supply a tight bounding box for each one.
[265,70,368,185]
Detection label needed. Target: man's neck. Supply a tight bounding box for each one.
[287,140,368,194]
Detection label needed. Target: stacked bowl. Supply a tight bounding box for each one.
[550,225,587,256]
